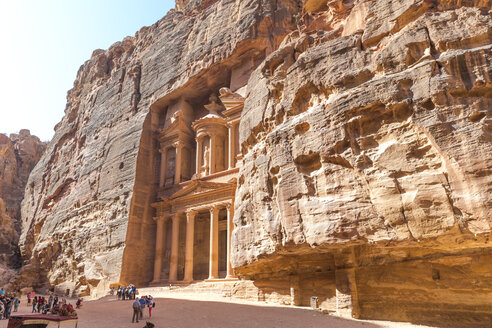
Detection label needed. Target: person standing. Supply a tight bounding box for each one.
[32,296,37,313]
[37,296,43,313]
[147,295,154,318]
[27,292,32,305]
[132,298,140,323]
[13,297,20,312]
[0,300,5,320]
[5,298,12,319]
[139,297,147,320]
[48,295,53,307]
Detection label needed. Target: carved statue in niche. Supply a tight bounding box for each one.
[165,149,176,186]
[202,144,210,175]
[204,93,224,116]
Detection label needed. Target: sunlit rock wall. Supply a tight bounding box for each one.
[0,130,45,286]
[232,0,492,325]
[19,0,300,297]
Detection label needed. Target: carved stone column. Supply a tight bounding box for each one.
[196,137,203,178]
[152,216,168,282]
[159,147,167,187]
[169,213,180,282]
[208,205,219,279]
[226,203,235,278]
[210,134,217,174]
[175,142,183,184]
[184,210,196,282]
[228,124,235,170]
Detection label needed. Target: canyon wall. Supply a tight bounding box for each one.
[17,0,492,325]
[232,0,492,326]
[19,0,299,296]
[0,130,45,286]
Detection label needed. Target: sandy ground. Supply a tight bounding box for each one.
[0,294,435,328]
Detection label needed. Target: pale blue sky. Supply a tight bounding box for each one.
[0,0,174,141]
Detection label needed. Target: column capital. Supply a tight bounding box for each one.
[209,205,220,215]
[225,202,233,210]
[186,209,197,219]
[153,216,168,222]
[173,140,185,149]
[172,212,181,222]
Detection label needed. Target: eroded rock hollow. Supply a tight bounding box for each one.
[19,0,491,326]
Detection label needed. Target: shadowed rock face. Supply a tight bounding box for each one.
[19,0,300,297]
[0,130,45,286]
[233,0,492,325]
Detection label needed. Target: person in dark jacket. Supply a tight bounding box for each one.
[132,298,140,323]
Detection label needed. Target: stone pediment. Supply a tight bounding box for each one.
[169,180,233,200]
[158,115,194,142]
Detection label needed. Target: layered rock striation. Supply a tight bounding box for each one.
[19,0,299,297]
[0,130,45,286]
[18,0,492,325]
[233,0,492,325]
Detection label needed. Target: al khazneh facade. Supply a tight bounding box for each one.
[150,87,243,284]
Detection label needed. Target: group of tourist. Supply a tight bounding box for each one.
[116,284,138,300]
[112,285,156,324]
[29,293,64,314]
[0,292,21,320]
[27,292,79,316]
[132,295,155,323]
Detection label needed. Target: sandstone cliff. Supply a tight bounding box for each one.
[232,0,492,325]
[18,0,492,325]
[0,130,45,286]
[20,0,299,296]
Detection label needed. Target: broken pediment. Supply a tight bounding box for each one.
[169,180,233,200]
[158,113,194,144]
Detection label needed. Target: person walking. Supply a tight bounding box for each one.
[132,298,140,323]
[27,292,32,305]
[122,287,126,301]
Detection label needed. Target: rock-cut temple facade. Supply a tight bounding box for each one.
[150,88,244,284]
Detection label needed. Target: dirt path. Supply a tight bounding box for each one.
[0,295,434,328]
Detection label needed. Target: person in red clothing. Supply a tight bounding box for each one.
[147,295,154,318]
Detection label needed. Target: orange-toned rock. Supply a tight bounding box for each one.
[19,0,299,297]
[16,0,492,326]
[0,130,45,286]
[233,1,492,325]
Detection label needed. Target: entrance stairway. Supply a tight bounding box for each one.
[139,280,242,299]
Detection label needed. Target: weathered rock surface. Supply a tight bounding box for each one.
[0,130,45,286]
[19,0,299,297]
[18,0,492,325]
[232,0,492,325]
